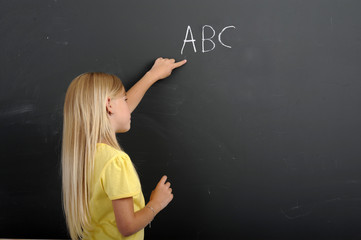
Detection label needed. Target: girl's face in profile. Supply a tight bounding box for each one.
[106,91,131,133]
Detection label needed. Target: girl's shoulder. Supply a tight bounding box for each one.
[95,143,130,166]
[94,143,135,178]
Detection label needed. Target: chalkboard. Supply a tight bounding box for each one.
[1,1,361,239]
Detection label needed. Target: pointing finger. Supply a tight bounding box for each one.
[172,59,187,69]
[158,175,168,186]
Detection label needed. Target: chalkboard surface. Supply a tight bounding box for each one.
[1,1,361,239]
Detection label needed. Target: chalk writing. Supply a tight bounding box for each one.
[181,25,236,54]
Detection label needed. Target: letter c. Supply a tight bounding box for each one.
[218,26,236,48]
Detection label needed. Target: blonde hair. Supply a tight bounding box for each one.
[61,72,125,239]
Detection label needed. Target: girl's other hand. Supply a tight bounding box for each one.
[148,175,174,214]
[148,57,187,81]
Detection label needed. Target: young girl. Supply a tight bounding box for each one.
[61,57,187,240]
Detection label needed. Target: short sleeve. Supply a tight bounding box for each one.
[101,153,141,200]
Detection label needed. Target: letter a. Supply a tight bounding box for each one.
[181,26,197,55]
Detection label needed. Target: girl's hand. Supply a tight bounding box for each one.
[148,57,187,81]
[148,175,174,214]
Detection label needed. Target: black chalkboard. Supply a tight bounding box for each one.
[1,1,361,239]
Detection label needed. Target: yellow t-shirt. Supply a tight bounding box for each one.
[84,143,145,240]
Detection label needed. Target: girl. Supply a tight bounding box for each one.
[61,57,187,240]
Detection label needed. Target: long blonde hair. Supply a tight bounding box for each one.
[61,72,125,239]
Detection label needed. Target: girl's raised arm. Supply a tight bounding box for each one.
[126,57,187,113]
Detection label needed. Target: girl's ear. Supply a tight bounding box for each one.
[106,97,113,115]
